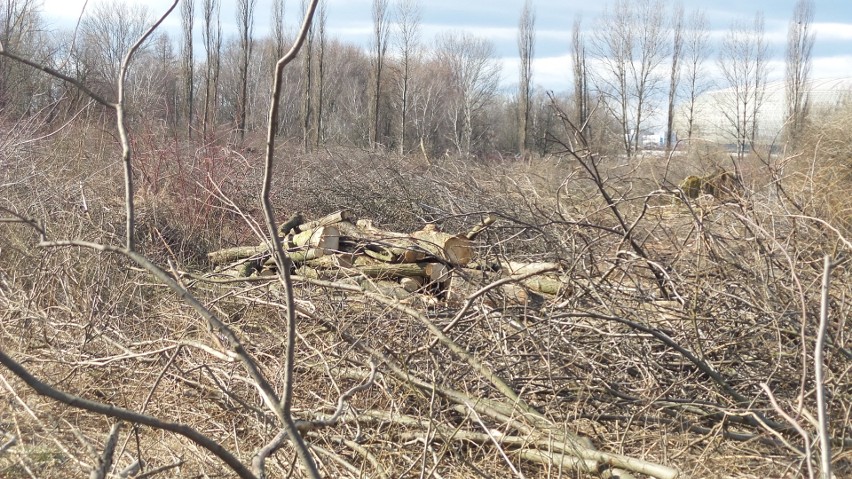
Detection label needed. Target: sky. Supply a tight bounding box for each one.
[39,0,852,92]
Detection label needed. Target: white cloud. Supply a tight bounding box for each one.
[812,55,852,79]
[813,22,852,41]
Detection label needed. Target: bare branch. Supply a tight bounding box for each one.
[115,0,179,251]
[0,348,256,479]
[0,44,114,108]
[89,422,122,479]
[260,0,321,476]
[815,255,833,479]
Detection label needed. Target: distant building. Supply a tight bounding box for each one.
[674,77,852,148]
[641,132,665,148]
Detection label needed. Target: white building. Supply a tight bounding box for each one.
[675,77,852,147]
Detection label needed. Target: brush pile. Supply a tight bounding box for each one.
[206,209,566,306]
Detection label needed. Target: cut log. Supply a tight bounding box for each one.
[303,253,355,270]
[296,210,355,232]
[207,245,267,265]
[465,214,497,240]
[499,283,545,308]
[442,268,490,303]
[289,225,340,252]
[359,279,413,301]
[340,221,428,262]
[500,261,560,276]
[522,276,567,295]
[353,257,448,282]
[277,212,305,236]
[400,276,424,293]
[293,265,360,284]
[263,247,325,266]
[410,226,473,266]
[209,225,339,265]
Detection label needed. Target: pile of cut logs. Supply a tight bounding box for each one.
[206,210,568,305]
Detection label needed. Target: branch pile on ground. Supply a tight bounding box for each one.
[206,210,566,306]
[4,158,852,478]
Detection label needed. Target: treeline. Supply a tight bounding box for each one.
[0,0,816,158]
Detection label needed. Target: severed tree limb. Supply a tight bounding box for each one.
[131,460,185,478]
[0,432,16,454]
[0,1,179,251]
[296,209,356,232]
[115,0,180,251]
[250,361,377,475]
[295,276,540,417]
[261,291,680,479]
[350,409,678,479]
[465,213,497,240]
[117,459,141,478]
[277,211,306,237]
[815,255,833,479]
[89,422,122,479]
[0,348,256,479]
[0,46,114,109]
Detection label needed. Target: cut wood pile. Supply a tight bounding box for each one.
[206,210,566,305]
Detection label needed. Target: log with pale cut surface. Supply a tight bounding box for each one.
[207,225,340,265]
[409,224,473,266]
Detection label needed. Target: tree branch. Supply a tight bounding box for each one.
[0,348,256,479]
[259,0,321,476]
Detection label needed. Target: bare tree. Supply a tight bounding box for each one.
[370,0,390,148]
[77,0,152,99]
[571,15,589,136]
[0,0,49,116]
[272,0,285,59]
[681,9,711,143]
[436,31,501,156]
[785,0,815,149]
[591,0,668,157]
[180,0,194,137]
[665,2,683,153]
[409,55,448,155]
[394,0,421,155]
[201,0,222,139]
[517,0,535,157]
[236,0,257,142]
[1,1,328,477]
[718,12,769,159]
[299,0,314,152]
[313,0,326,147]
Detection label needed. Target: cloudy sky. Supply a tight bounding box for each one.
[41,0,852,92]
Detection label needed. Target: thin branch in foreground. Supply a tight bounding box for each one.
[0,46,114,108]
[815,255,833,479]
[0,348,256,479]
[89,422,122,479]
[114,0,179,251]
[259,0,321,477]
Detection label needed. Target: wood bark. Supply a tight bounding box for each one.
[465,214,496,240]
[353,257,448,282]
[208,225,339,265]
[498,261,559,276]
[208,245,267,265]
[410,225,473,266]
[296,209,355,232]
[344,220,429,262]
[288,225,340,251]
[521,276,567,296]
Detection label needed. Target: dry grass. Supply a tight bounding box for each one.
[2,113,852,478]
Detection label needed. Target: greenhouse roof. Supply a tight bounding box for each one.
[675,77,852,146]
